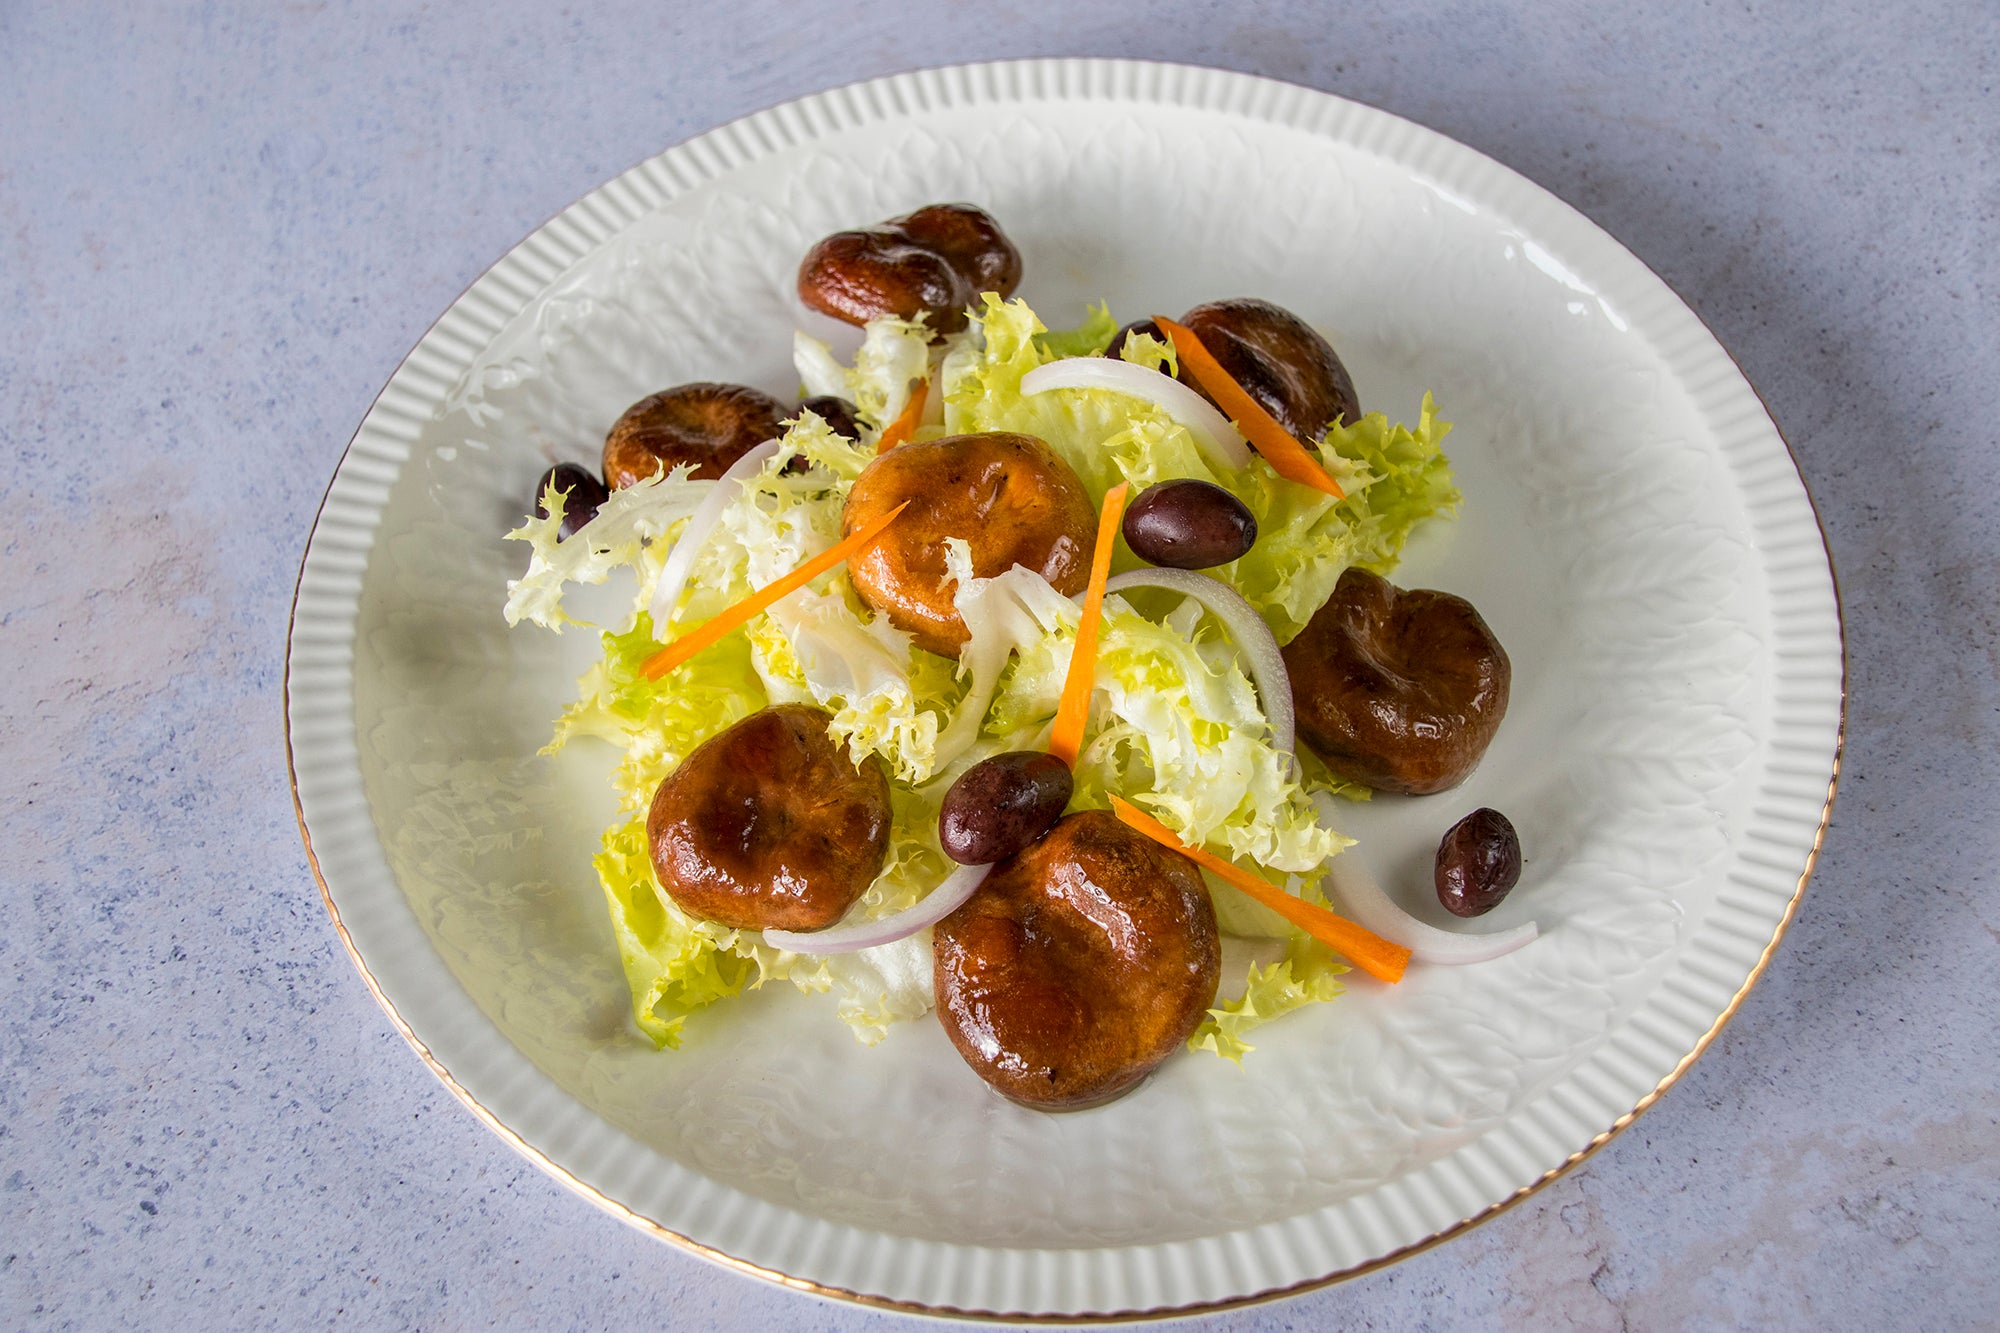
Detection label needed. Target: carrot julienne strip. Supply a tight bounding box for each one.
[1153,315,1346,500]
[639,501,910,680]
[1046,482,1129,768]
[1108,795,1410,984]
[875,378,929,454]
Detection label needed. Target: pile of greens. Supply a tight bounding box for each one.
[504,297,1456,1059]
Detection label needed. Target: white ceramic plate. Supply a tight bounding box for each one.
[286,59,1843,1319]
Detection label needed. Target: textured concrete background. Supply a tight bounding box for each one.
[3,1,1996,1328]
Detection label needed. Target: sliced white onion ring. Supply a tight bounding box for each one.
[1020,357,1254,473]
[647,438,782,632]
[763,861,994,955]
[1311,792,1539,965]
[1104,568,1294,753]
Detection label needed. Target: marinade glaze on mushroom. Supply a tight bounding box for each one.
[1283,567,1511,795]
[647,704,892,931]
[602,382,789,488]
[798,203,1022,335]
[933,810,1222,1110]
[842,432,1096,658]
[1108,299,1360,444]
[1180,298,1360,442]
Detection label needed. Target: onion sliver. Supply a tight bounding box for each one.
[763,861,994,955]
[1311,793,1538,965]
[647,439,782,631]
[1104,568,1294,753]
[1020,358,1254,473]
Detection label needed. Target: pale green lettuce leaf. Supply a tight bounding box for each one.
[782,405,875,484]
[1032,300,1119,359]
[1208,398,1455,642]
[519,405,957,1046]
[744,611,814,707]
[552,611,952,1046]
[671,448,844,629]
[552,613,768,809]
[766,588,943,783]
[593,798,942,1049]
[938,296,1457,643]
[1191,934,1348,1063]
[932,539,1079,767]
[992,594,1342,874]
[943,294,1187,496]
[1206,471,1357,644]
[1293,743,1378,802]
[593,814,754,1047]
[1325,392,1460,573]
[1208,877,1298,941]
[503,466,709,632]
[655,415,955,784]
[553,620,769,1045]
[1081,600,1343,874]
[793,316,940,430]
[766,933,939,1045]
[1203,862,1354,939]
[1116,328,1176,374]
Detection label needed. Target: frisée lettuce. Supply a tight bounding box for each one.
[504,295,1457,1055]
[942,296,1457,642]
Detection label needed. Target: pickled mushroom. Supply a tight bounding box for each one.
[932,810,1221,1110]
[797,203,1022,336]
[842,431,1096,659]
[603,382,788,488]
[1179,298,1360,441]
[1283,567,1510,795]
[647,705,892,931]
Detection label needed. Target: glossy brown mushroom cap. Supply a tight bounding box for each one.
[797,203,1022,336]
[932,810,1221,1110]
[1282,567,1511,795]
[842,432,1096,659]
[602,382,788,488]
[647,705,892,930]
[1180,298,1361,441]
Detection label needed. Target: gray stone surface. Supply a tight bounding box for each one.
[2,1,1994,1328]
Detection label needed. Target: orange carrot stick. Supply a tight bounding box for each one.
[1046,482,1129,768]
[639,501,910,680]
[1154,315,1345,500]
[1108,795,1410,983]
[875,379,929,454]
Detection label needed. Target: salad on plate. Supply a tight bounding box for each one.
[503,203,1532,1109]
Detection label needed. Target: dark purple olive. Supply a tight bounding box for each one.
[938,751,1074,865]
[535,463,609,540]
[799,394,864,442]
[1122,479,1259,569]
[1435,808,1522,918]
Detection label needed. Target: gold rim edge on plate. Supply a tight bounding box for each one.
[282,57,1848,1322]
